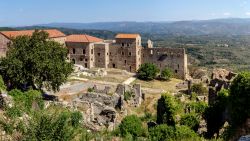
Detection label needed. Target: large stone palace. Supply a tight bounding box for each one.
[0,29,188,79]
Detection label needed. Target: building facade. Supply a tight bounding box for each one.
[66,33,188,79]
[0,29,188,79]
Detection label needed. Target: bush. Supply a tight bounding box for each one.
[124,91,134,101]
[149,124,199,141]
[0,75,6,91]
[180,113,200,131]
[227,71,250,138]
[137,63,159,80]
[160,68,173,81]
[149,124,175,141]
[175,125,199,140]
[156,93,178,126]
[191,83,207,95]
[8,89,44,112]
[70,111,83,128]
[119,115,144,138]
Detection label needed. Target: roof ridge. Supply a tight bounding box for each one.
[84,34,89,42]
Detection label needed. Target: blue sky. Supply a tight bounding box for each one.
[1,0,250,26]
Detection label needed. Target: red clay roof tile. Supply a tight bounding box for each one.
[0,29,66,39]
[115,34,140,39]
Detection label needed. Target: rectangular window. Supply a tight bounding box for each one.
[129,52,132,56]
[91,49,93,54]
[125,60,127,64]
[98,53,100,56]
[73,48,76,54]
[83,49,85,54]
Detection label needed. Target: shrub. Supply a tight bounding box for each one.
[0,75,6,91]
[70,111,83,128]
[124,91,134,101]
[226,72,250,138]
[149,124,175,141]
[87,87,94,92]
[119,115,144,138]
[191,83,207,95]
[137,63,159,80]
[175,125,199,140]
[149,124,199,141]
[160,68,173,81]
[180,113,200,131]
[156,93,178,126]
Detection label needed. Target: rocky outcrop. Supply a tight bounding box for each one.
[0,92,13,109]
[69,83,143,131]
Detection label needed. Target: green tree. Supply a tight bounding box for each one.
[204,89,229,138]
[119,115,144,138]
[0,30,73,92]
[137,63,159,80]
[156,93,178,126]
[229,72,250,128]
[160,67,173,81]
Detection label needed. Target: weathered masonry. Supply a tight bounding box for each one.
[0,29,188,79]
[66,33,188,79]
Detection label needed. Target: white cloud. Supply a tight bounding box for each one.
[246,12,250,16]
[223,12,231,16]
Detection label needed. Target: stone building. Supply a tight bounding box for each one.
[0,29,188,79]
[67,33,188,79]
[0,29,66,57]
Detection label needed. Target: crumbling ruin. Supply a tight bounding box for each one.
[69,83,143,131]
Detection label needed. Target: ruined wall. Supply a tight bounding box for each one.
[108,44,139,72]
[142,47,187,79]
[94,43,109,68]
[0,34,10,58]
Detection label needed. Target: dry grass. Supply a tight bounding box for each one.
[79,68,133,83]
[132,78,183,93]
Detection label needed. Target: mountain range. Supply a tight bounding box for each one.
[36,18,250,36]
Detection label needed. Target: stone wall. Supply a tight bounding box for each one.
[0,34,10,58]
[66,42,94,68]
[142,47,188,79]
[94,43,109,68]
[51,37,66,46]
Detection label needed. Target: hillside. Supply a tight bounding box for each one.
[37,18,250,35]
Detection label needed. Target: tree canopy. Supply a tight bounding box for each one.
[229,72,250,127]
[137,63,159,80]
[0,30,73,92]
[119,115,144,138]
[156,93,178,126]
